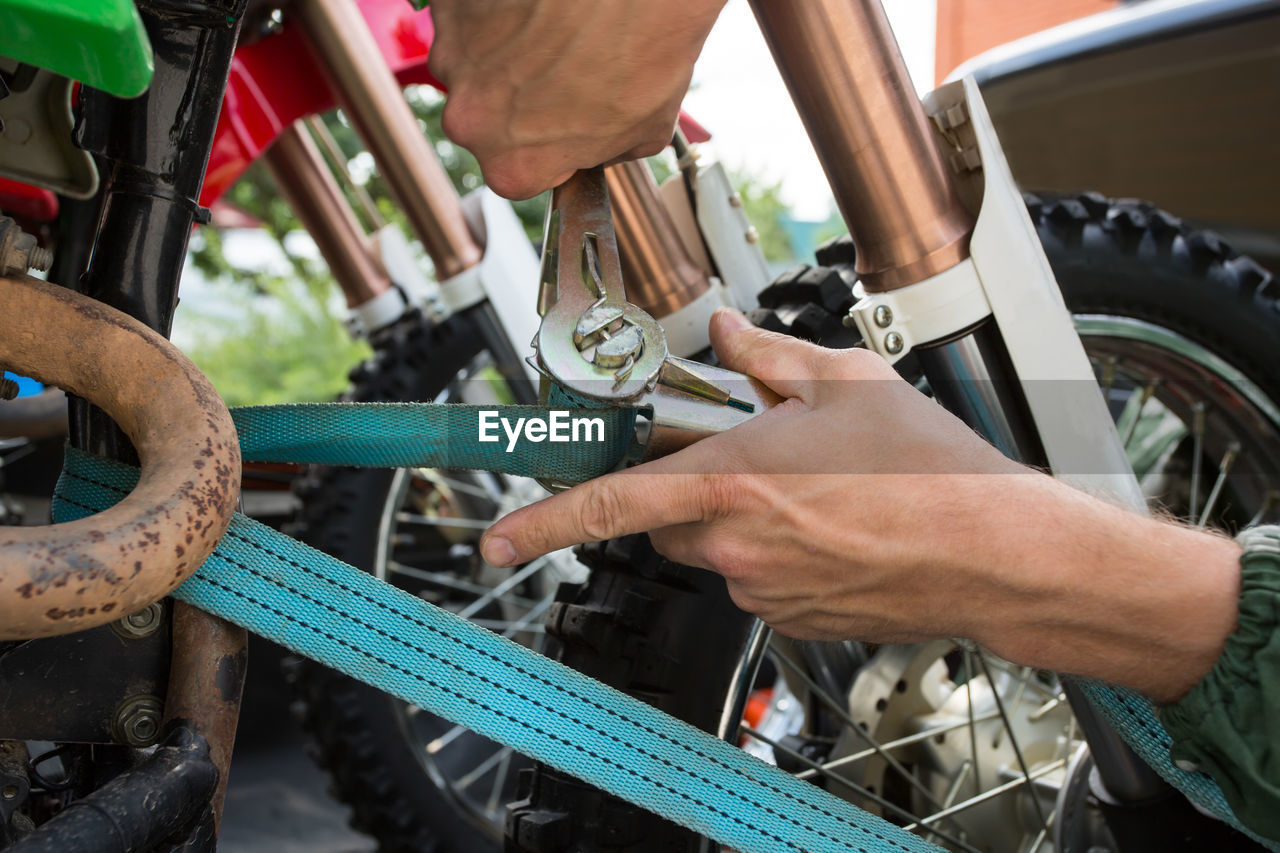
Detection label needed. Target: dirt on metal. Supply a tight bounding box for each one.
[0,273,240,639]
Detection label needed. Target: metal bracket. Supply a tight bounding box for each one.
[0,64,98,199]
[846,258,992,364]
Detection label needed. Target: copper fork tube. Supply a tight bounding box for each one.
[293,0,482,280]
[264,123,392,307]
[605,161,711,319]
[747,0,973,292]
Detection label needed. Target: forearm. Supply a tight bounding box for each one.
[965,473,1242,703]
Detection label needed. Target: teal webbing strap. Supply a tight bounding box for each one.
[54,447,940,853]
[49,389,1276,852]
[232,402,637,483]
[1075,681,1278,850]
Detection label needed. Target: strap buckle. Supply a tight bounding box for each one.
[530,168,778,479]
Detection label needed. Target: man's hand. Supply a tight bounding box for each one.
[483,308,1242,702]
[428,0,726,199]
[483,308,1026,644]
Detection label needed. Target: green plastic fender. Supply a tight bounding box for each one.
[0,0,153,98]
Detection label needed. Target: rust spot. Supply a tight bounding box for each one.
[102,602,117,612]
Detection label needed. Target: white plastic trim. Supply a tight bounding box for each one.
[848,258,991,364]
[660,278,733,358]
[346,286,409,338]
[693,162,772,311]
[374,225,439,312]
[924,77,1145,507]
[439,189,542,382]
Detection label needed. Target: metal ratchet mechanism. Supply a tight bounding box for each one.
[532,167,779,487]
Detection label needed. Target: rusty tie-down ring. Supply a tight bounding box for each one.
[0,274,240,639]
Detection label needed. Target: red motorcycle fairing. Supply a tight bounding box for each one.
[201,0,710,208]
[201,0,440,207]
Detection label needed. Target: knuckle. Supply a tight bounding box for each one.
[700,539,742,578]
[634,132,670,159]
[695,473,740,522]
[839,346,894,379]
[575,480,627,542]
[724,581,763,617]
[482,164,539,201]
[440,99,480,148]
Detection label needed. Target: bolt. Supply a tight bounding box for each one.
[112,695,163,747]
[728,193,743,208]
[112,602,165,639]
[0,377,16,400]
[745,226,760,244]
[884,332,905,355]
[873,305,893,328]
[1,785,17,800]
[27,246,51,272]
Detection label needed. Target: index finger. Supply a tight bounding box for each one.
[479,446,712,568]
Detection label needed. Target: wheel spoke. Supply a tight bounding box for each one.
[1120,381,1157,448]
[414,468,504,501]
[902,758,1066,830]
[1100,355,1118,402]
[794,711,1002,781]
[773,650,949,813]
[963,648,982,796]
[486,745,516,816]
[396,511,493,530]
[739,726,985,853]
[1196,441,1240,527]
[455,745,514,791]
[386,561,544,611]
[1188,402,1207,517]
[469,618,546,633]
[975,650,1051,836]
[455,557,549,620]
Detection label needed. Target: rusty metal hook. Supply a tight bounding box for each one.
[0,274,240,640]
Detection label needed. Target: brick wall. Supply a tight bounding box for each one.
[935,0,1119,83]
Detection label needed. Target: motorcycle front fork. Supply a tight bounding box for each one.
[748,0,1170,816]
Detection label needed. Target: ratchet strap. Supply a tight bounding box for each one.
[55,445,939,853]
[53,400,1275,852]
[230,402,638,481]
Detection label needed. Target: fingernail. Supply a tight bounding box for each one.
[714,306,753,333]
[481,536,517,568]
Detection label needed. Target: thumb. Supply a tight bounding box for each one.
[709,308,829,401]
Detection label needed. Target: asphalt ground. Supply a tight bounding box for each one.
[219,636,376,853]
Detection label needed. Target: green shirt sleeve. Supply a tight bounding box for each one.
[1160,525,1280,842]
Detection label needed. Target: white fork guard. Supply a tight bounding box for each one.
[929,77,1145,507]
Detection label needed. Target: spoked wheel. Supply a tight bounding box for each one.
[373,466,585,835]
[506,193,1279,852]
[290,308,587,852]
[727,194,1280,853]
